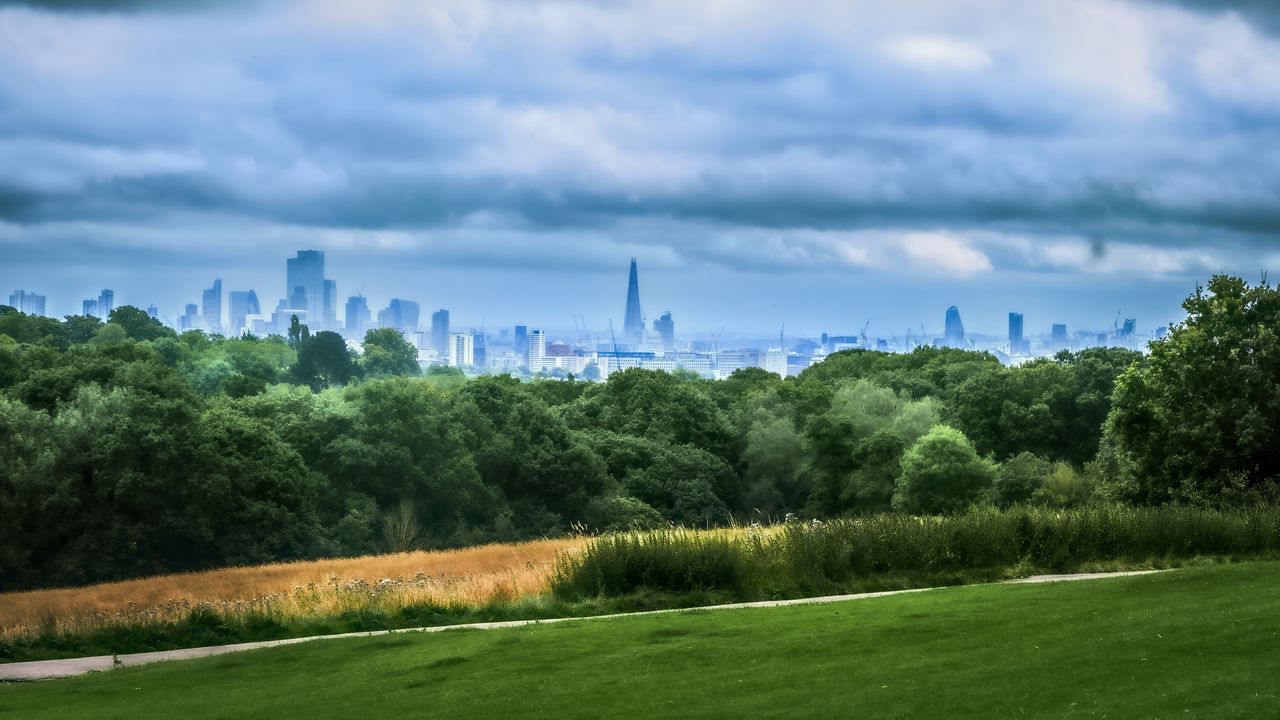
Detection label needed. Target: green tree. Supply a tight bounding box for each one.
[108,306,174,342]
[1104,275,1280,503]
[991,452,1051,507]
[892,425,995,514]
[290,331,358,390]
[360,328,421,377]
[62,315,102,345]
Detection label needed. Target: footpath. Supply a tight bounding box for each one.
[0,570,1163,682]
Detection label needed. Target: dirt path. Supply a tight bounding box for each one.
[0,570,1165,682]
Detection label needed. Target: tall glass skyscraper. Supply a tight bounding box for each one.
[7,290,45,316]
[202,278,223,334]
[229,289,260,336]
[432,309,450,355]
[345,295,370,338]
[284,250,336,330]
[944,306,965,347]
[623,258,643,346]
[1008,312,1025,354]
[378,298,419,334]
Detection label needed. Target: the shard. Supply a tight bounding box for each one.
[623,258,644,345]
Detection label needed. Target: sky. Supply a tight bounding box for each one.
[1,0,1278,338]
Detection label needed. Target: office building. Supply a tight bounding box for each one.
[344,295,371,338]
[763,348,789,377]
[228,290,260,336]
[514,325,529,364]
[528,328,547,372]
[1051,324,1069,352]
[654,311,675,352]
[146,305,159,320]
[1008,312,1026,355]
[378,298,420,335]
[449,332,475,367]
[944,306,965,347]
[431,309,450,355]
[8,290,46,316]
[284,250,337,330]
[82,298,97,317]
[180,303,200,332]
[201,278,223,334]
[473,331,487,367]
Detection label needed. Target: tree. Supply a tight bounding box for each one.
[892,425,995,514]
[1104,275,1280,503]
[63,315,103,345]
[107,306,174,342]
[991,452,1051,507]
[290,331,357,390]
[360,328,421,378]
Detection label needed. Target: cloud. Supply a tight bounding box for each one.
[884,35,992,72]
[1,0,1279,328]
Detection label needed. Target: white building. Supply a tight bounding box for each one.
[449,332,475,367]
[763,348,789,377]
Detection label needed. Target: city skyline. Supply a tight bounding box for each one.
[5,251,1169,356]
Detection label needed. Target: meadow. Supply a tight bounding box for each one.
[0,538,580,662]
[2,562,1277,719]
[4,505,1279,665]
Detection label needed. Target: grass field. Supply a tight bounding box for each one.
[3,561,1277,719]
[0,538,579,642]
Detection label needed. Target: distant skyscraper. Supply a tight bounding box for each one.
[654,311,675,352]
[97,289,114,320]
[345,295,371,338]
[514,325,529,364]
[449,332,475,367]
[431,309,450,355]
[82,298,97,317]
[8,290,45,316]
[284,250,336,330]
[1008,312,1025,355]
[528,329,547,372]
[378,299,420,334]
[944,306,965,347]
[323,280,338,328]
[1051,323,1069,351]
[146,305,159,320]
[180,303,199,332]
[623,258,644,345]
[229,290,260,336]
[473,331,487,367]
[202,278,223,334]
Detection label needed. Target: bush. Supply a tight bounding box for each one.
[550,505,1280,600]
[893,425,996,514]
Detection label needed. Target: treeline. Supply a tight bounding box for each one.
[1,275,1277,590]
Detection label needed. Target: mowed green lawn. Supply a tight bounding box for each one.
[3,563,1278,719]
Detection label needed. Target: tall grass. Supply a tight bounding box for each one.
[551,505,1280,600]
[0,538,579,660]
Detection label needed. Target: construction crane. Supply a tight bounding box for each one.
[860,318,871,346]
[608,318,620,375]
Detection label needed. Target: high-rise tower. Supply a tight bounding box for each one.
[1008,312,1025,355]
[202,278,223,334]
[944,306,965,347]
[623,258,643,345]
[284,250,336,330]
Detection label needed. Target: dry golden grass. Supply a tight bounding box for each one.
[0,538,584,639]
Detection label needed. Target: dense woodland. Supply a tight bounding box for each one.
[1,274,1278,591]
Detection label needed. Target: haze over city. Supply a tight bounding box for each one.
[3,0,1280,335]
